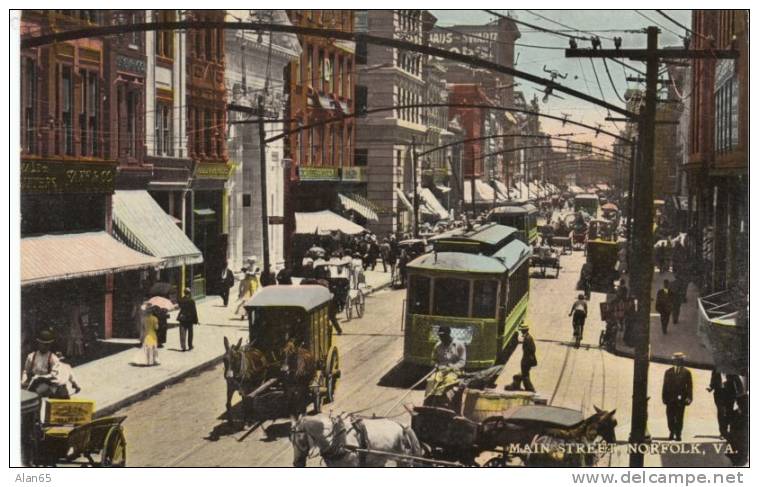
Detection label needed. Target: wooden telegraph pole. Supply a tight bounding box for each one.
[257,94,271,279]
[567,27,739,467]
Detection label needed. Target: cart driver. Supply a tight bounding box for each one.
[431,326,466,371]
[21,329,62,397]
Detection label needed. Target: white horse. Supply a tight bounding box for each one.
[290,413,423,467]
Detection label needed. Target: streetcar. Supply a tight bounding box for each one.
[485,203,539,245]
[403,224,531,369]
[573,193,600,218]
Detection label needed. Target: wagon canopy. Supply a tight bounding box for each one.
[244,285,332,312]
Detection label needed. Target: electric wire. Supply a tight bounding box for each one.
[634,10,683,39]
[655,10,705,40]
[524,9,614,41]
[484,10,588,41]
[602,58,628,104]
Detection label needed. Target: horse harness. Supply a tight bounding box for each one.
[318,417,370,466]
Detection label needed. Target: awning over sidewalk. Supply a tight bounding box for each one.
[22,232,162,286]
[395,187,413,213]
[419,187,449,220]
[697,290,748,374]
[463,179,497,203]
[569,185,584,194]
[492,180,511,202]
[113,190,204,268]
[435,184,452,194]
[295,210,365,235]
[338,193,379,222]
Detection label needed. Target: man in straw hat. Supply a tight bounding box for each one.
[21,329,62,397]
[662,352,693,441]
[519,323,537,392]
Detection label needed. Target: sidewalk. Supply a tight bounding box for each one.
[615,270,714,369]
[75,269,392,418]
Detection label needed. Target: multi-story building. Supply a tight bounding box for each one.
[19,10,161,348]
[225,10,301,273]
[184,9,230,297]
[356,9,429,236]
[284,10,357,259]
[688,10,748,293]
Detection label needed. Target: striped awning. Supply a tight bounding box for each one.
[463,179,497,203]
[338,193,378,222]
[419,187,449,220]
[22,232,162,286]
[113,190,204,268]
[395,187,413,213]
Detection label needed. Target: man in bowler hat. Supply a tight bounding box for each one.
[662,352,693,441]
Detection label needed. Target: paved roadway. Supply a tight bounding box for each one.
[116,222,727,467]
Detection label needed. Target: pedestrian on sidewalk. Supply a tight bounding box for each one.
[155,307,168,349]
[234,271,259,320]
[177,290,199,351]
[220,262,235,307]
[380,238,392,273]
[707,369,733,438]
[519,323,537,392]
[569,294,588,348]
[133,306,160,366]
[669,275,686,325]
[662,352,692,441]
[655,280,673,335]
[276,264,293,285]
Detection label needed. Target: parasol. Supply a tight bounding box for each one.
[147,296,175,311]
[602,203,619,212]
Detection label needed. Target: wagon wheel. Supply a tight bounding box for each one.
[355,290,365,318]
[326,348,340,404]
[100,427,126,467]
[313,372,324,414]
[345,293,353,321]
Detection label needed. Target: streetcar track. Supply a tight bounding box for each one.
[549,345,572,405]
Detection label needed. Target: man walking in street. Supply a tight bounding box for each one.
[662,352,693,441]
[219,262,235,307]
[655,279,673,335]
[177,290,199,351]
[519,323,537,392]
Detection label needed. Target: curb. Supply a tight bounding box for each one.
[94,278,394,418]
[94,354,226,419]
[610,342,715,370]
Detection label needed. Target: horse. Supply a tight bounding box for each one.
[222,336,269,417]
[524,406,617,467]
[290,413,423,467]
[281,338,317,422]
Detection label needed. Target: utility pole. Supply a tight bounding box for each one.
[257,94,271,280]
[411,137,419,238]
[567,27,739,468]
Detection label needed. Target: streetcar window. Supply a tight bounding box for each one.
[472,280,498,318]
[506,262,529,313]
[433,278,470,317]
[409,275,431,315]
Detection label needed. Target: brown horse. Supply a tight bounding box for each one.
[281,338,317,422]
[222,337,269,416]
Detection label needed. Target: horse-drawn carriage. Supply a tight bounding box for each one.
[314,261,366,321]
[226,286,341,422]
[530,245,561,278]
[21,391,127,467]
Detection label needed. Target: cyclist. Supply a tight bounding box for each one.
[569,294,588,348]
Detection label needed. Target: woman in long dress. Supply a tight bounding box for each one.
[234,272,259,319]
[133,305,160,366]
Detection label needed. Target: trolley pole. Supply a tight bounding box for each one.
[257,95,271,280]
[411,137,419,238]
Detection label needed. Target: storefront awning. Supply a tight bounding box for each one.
[295,210,365,235]
[492,180,511,202]
[697,290,748,374]
[463,179,497,203]
[22,232,162,286]
[338,193,379,222]
[113,190,204,268]
[419,187,449,220]
[435,184,452,194]
[395,187,413,213]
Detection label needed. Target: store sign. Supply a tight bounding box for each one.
[341,166,367,182]
[299,166,340,181]
[21,160,116,194]
[194,162,233,180]
[429,27,499,62]
[116,55,146,75]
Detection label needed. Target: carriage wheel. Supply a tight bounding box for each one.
[355,290,365,318]
[345,294,353,321]
[100,427,126,467]
[326,348,340,404]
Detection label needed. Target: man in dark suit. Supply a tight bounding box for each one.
[519,323,537,392]
[177,290,199,351]
[655,280,673,335]
[220,262,235,307]
[662,352,692,441]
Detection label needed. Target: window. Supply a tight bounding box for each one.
[336,56,342,96]
[293,59,301,86]
[319,125,325,164]
[23,58,37,153]
[409,275,431,314]
[346,126,352,165]
[155,10,175,58]
[433,278,470,317]
[216,28,223,62]
[506,262,529,314]
[61,65,73,156]
[307,48,313,86]
[155,102,172,156]
[205,27,213,60]
[337,128,344,167]
[330,125,336,166]
[204,110,213,156]
[346,61,352,98]
[126,90,138,157]
[194,30,202,58]
[318,50,325,91]
[309,127,316,163]
[472,280,499,318]
[242,194,251,207]
[80,70,99,157]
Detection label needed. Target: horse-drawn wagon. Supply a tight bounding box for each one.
[530,245,561,278]
[225,285,341,422]
[21,391,127,467]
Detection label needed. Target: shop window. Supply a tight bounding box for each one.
[80,69,99,157]
[23,58,37,154]
[433,278,470,317]
[155,102,173,156]
[61,65,74,156]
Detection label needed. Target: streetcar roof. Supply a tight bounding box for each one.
[575,193,599,201]
[430,223,517,247]
[407,240,530,274]
[243,285,332,311]
[489,202,537,215]
[492,239,533,269]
